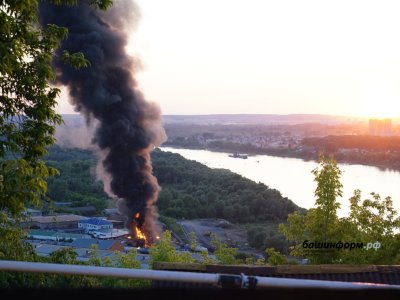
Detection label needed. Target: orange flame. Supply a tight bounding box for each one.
[132,213,148,246]
[135,226,147,241]
[133,225,148,247]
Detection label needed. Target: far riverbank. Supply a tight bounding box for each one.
[162,142,400,172]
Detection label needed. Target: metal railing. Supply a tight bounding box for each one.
[1,260,400,290]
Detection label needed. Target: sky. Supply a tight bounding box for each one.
[58,0,400,118]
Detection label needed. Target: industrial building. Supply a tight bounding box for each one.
[27,230,91,242]
[78,218,113,232]
[71,238,124,252]
[25,214,88,229]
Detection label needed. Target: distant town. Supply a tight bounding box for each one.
[159,115,400,171]
[57,114,400,171]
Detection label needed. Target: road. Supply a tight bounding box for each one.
[177,219,249,251]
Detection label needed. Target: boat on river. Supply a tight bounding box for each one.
[228,152,248,159]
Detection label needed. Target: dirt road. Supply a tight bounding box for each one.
[177,218,252,252]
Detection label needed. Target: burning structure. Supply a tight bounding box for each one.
[39,1,166,244]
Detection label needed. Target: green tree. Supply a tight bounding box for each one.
[49,247,78,264]
[210,233,238,265]
[0,1,112,288]
[339,190,400,264]
[189,231,197,251]
[87,244,102,266]
[114,248,140,269]
[279,155,343,263]
[199,250,214,265]
[105,248,150,289]
[265,248,287,265]
[247,226,267,249]
[280,155,400,265]
[0,214,45,287]
[149,230,194,266]
[311,154,342,241]
[0,0,102,217]
[47,179,68,200]
[0,214,37,261]
[47,247,98,288]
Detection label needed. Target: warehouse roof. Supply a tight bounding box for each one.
[71,238,120,250]
[28,230,91,239]
[31,214,88,223]
[78,218,112,226]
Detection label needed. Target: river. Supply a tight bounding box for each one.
[160,147,400,217]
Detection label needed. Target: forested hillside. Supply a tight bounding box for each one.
[152,149,302,222]
[44,147,108,213]
[44,146,304,223]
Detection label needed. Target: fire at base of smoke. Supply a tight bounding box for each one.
[39,0,166,243]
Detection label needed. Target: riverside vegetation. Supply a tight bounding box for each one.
[279,155,400,264]
[44,146,302,224]
[0,144,302,288]
[2,147,399,289]
[1,0,399,288]
[43,145,301,253]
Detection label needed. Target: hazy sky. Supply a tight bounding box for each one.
[58,0,400,117]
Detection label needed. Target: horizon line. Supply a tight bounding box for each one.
[60,113,372,118]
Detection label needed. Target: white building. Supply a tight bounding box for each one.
[78,218,113,232]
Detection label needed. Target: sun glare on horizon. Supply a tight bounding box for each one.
[357,83,400,119]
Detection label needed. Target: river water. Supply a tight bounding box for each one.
[160,147,400,217]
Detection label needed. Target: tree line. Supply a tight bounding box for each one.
[44,146,109,214]
[42,146,303,224]
[152,148,302,223]
[302,135,400,152]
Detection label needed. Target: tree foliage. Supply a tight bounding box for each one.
[246,224,288,253]
[339,190,400,264]
[149,230,194,265]
[0,0,152,289]
[152,148,303,223]
[44,146,109,213]
[40,146,303,222]
[0,0,115,213]
[1,1,63,217]
[265,247,287,265]
[279,155,344,263]
[0,0,113,218]
[211,233,238,265]
[189,231,197,252]
[279,155,400,264]
[0,240,151,289]
[311,154,342,240]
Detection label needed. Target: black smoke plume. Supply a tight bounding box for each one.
[39,1,166,241]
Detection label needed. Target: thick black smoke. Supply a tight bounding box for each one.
[39,1,166,241]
